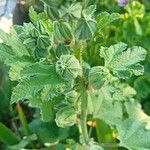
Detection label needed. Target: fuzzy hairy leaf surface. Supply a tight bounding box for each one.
[0,28,29,57]
[59,2,82,20]
[117,118,150,150]
[9,58,35,81]
[88,86,122,125]
[11,65,67,103]
[125,102,150,127]
[100,42,147,78]
[97,12,120,31]
[75,5,96,40]
[75,19,96,40]
[0,44,15,65]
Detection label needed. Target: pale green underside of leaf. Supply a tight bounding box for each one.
[88,86,122,125]
[125,102,150,128]
[114,101,150,150]
[100,42,147,78]
[117,118,150,150]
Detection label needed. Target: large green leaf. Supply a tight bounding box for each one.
[100,42,147,78]
[117,118,150,150]
[116,101,150,150]
[11,65,66,103]
[125,102,150,126]
[88,86,122,125]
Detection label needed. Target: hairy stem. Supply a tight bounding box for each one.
[80,91,89,146]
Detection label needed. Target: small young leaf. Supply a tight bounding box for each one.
[97,12,120,31]
[55,106,77,128]
[59,3,82,19]
[75,18,96,40]
[56,55,82,80]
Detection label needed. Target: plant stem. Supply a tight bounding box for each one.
[80,91,89,146]
[100,143,120,148]
[88,122,94,138]
[16,103,31,136]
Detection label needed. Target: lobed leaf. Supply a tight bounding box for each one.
[100,42,147,78]
[11,65,67,103]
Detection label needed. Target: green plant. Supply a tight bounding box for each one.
[0,0,150,149]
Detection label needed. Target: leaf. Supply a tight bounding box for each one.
[100,42,127,67]
[100,42,147,78]
[88,86,122,125]
[55,106,77,128]
[75,18,96,40]
[20,63,53,78]
[125,102,150,128]
[59,3,82,19]
[29,6,38,23]
[53,21,73,41]
[11,65,66,103]
[134,76,150,99]
[11,76,49,104]
[75,5,96,40]
[116,118,150,150]
[9,59,34,81]
[0,122,19,146]
[29,7,47,24]
[9,134,37,150]
[0,28,29,56]
[83,5,96,18]
[112,83,136,102]
[40,101,54,122]
[97,12,120,31]
[0,44,15,65]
